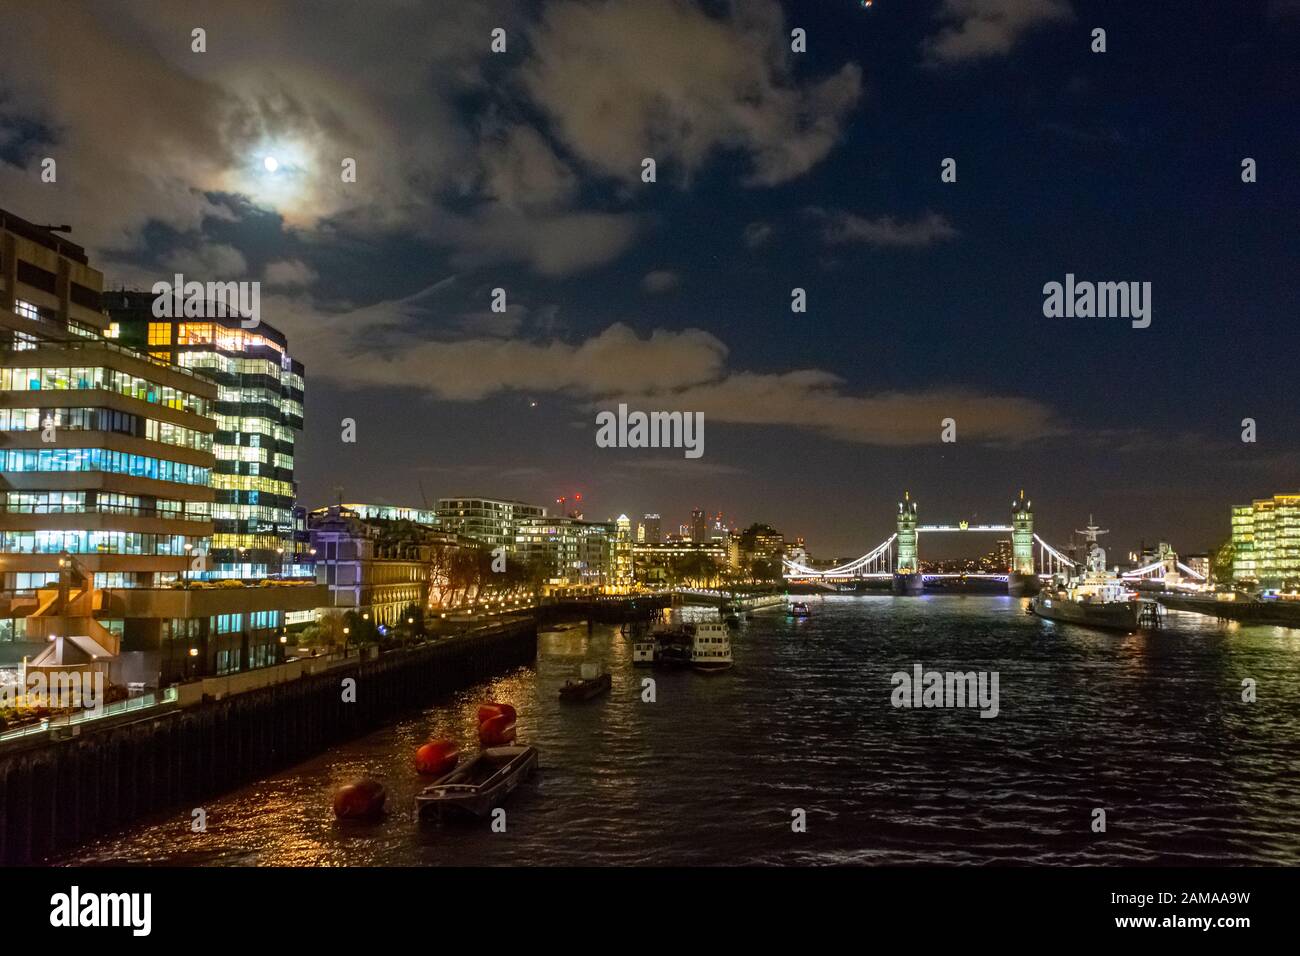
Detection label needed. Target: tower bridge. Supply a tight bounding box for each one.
[783,491,1076,596]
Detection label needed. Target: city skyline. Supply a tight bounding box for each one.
[3,0,1300,902]
[2,1,1297,557]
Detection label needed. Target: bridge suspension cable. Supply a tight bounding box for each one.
[1033,534,1076,576]
[783,534,897,578]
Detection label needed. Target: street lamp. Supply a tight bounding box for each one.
[183,542,193,586]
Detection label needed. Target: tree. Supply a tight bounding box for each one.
[1211,539,1235,586]
[342,609,379,647]
[673,551,720,588]
[399,602,426,641]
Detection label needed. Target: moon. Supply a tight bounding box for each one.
[263,156,279,173]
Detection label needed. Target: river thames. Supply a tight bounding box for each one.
[67,596,1300,866]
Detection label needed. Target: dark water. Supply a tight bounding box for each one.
[69,596,1300,866]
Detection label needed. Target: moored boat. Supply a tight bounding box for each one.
[1031,586,1141,632]
[632,640,656,665]
[651,624,693,669]
[560,663,612,701]
[690,621,732,672]
[719,601,742,626]
[1030,518,1140,633]
[415,745,538,820]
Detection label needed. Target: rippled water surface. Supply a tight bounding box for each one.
[69,596,1300,865]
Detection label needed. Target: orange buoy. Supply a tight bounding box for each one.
[478,713,517,747]
[332,779,387,820]
[477,702,517,725]
[414,739,460,776]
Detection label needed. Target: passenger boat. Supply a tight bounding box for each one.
[690,621,732,672]
[788,601,811,618]
[560,663,612,701]
[415,745,539,820]
[632,640,656,666]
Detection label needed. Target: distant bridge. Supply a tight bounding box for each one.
[783,492,1075,594]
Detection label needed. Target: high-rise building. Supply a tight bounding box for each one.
[0,211,213,677]
[0,211,330,689]
[736,523,785,579]
[0,211,216,594]
[437,497,546,552]
[690,507,707,543]
[1231,493,1300,588]
[638,513,662,544]
[612,514,633,592]
[109,293,305,579]
[0,341,218,591]
[0,208,116,347]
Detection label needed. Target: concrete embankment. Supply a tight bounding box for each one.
[0,619,536,865]
[1159,594,1300,627]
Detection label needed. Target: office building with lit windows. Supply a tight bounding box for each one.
[1232,493,1300,589]
[108,292,305,579]
[637,513,662,544]
[0,210,216,594]
[436,497,546,552]
[514,514,613,591]
[0,212,324,686]
[0,208,118,348]
[0,211,209,672]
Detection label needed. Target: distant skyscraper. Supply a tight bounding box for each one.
[638,513,662,544]
[691,507,707,543]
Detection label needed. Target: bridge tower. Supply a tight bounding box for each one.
[892,492,924,594]
[1008,490,1040,596]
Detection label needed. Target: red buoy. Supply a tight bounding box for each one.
[477,702,517,725]
[478,713,517,747]
[414,739,460,776]
[332,779,387,820]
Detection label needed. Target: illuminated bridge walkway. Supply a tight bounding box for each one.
[783,492,1077,593]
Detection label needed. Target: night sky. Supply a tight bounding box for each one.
[2,1,1297,559]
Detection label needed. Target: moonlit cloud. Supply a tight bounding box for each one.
[263,259,318,288]
[522,0,862,187]
[809,209,959,248]
[923,0,1075,65]
[641,270,681,294]
[161,243,249,278]
[266,285,1056,448]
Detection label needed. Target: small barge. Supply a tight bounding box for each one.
[416,745,538,820]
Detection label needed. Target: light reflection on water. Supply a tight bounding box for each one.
[67,597,1300,866]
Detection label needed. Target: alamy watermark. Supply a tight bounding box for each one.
[1042,273,1150,329]
[595,403,704,459]
[49,886,151,936]
[890,663,999,718]
[151,272,260,328]
[1,670,105,715]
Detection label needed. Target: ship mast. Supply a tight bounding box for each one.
[1075,514,1109,545]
